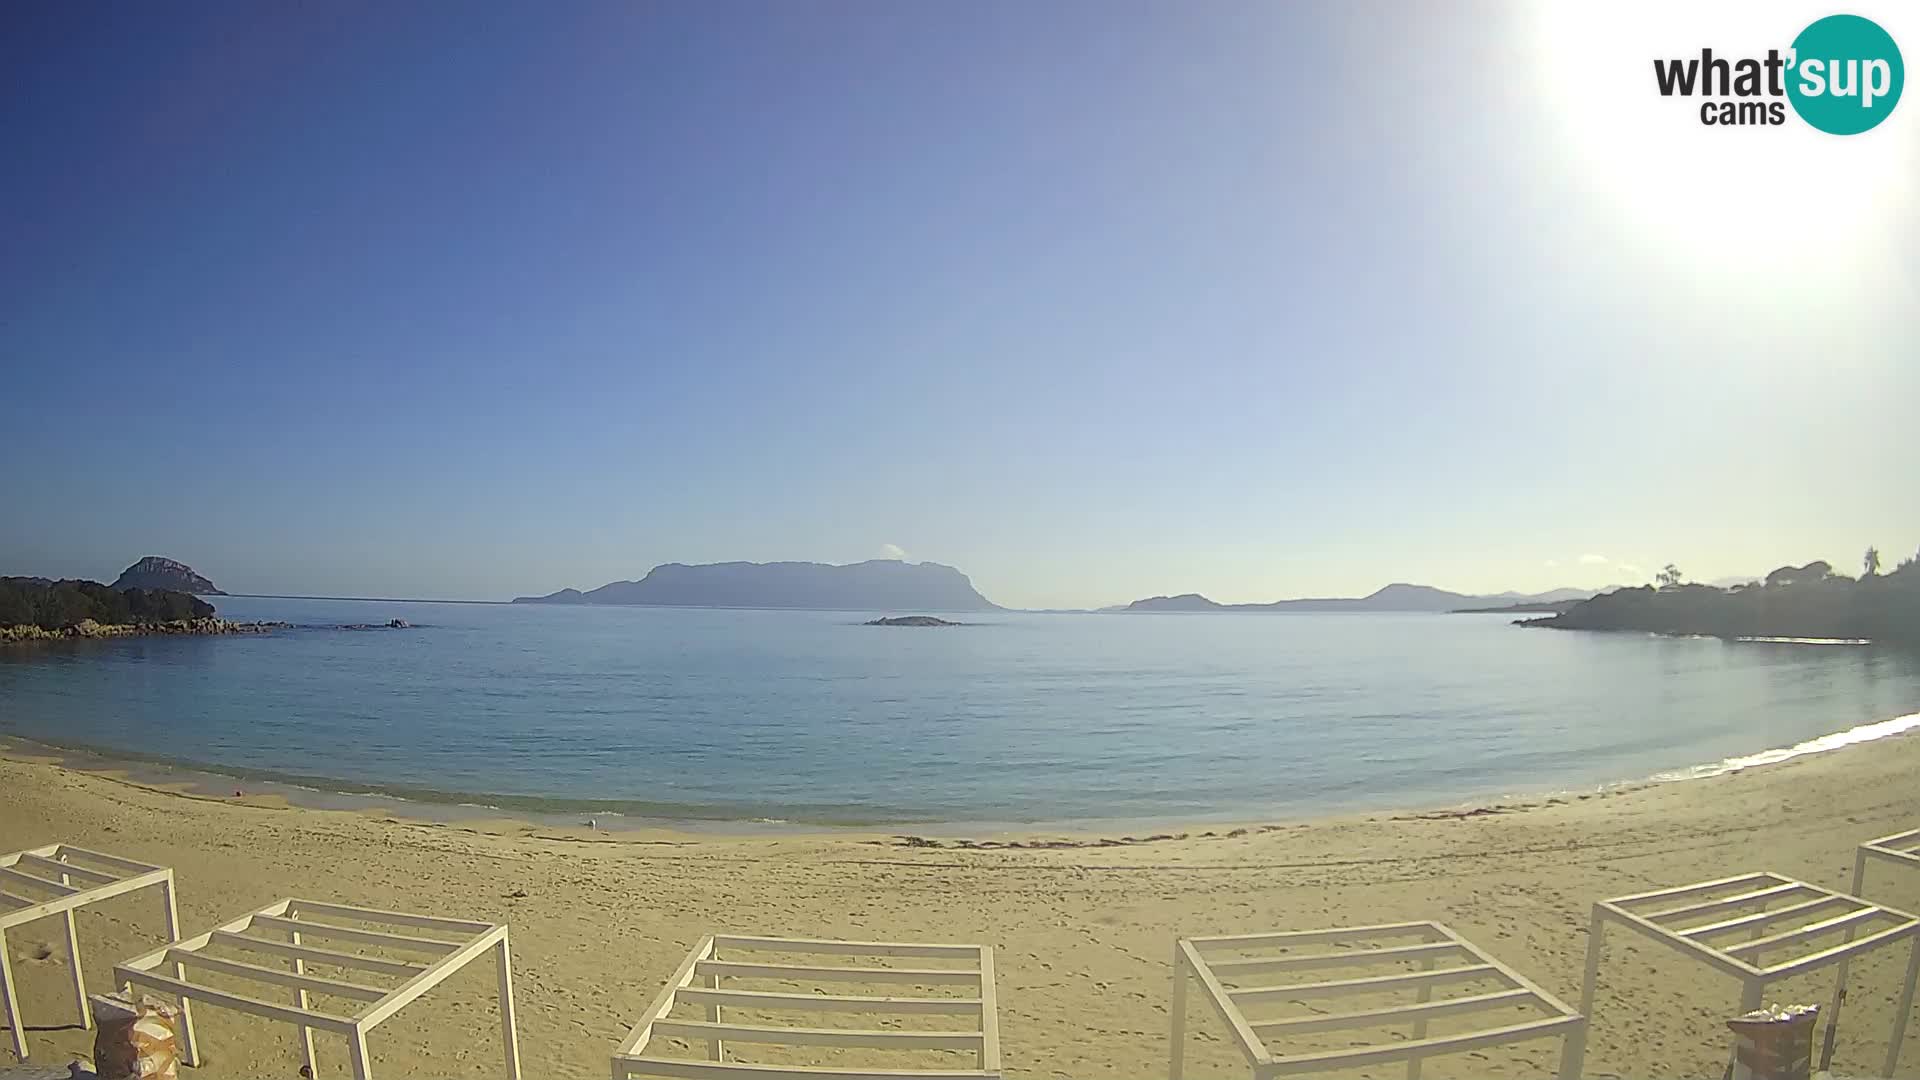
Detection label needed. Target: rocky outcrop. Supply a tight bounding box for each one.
[1524,564,1920,642]
[865,615,963,626]
[111,557,225,595]
[1,618,287,645]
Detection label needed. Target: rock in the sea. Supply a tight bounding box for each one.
[386,618,410,628]
[865,615,963,627]
[111,556,225,595]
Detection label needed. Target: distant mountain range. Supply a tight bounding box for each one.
[513,560,1000,611]
[111,556,224,595]
[1112,583,1600,614]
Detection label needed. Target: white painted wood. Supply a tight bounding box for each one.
[1680,894,1852,938]
[209,930,430,976]
[1187,922,1439,951]
[1725,907,1884,957]
[0,927,24,1061]
[694,961,980,985]
[675,987,981,1014]
[616,934,998,1079]
[0,845,174,1060]
[1648,881,1814,922]
[251,914,462,954]
[1176,922,1583,1080]
[1207,940,1467,978]
[1227,963,1500,1004]
[125,896,518,1079]
[712,936,980,958]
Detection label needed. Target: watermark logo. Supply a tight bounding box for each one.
[1653,13,1903,133]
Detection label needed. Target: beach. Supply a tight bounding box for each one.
[4,735,1920,1080]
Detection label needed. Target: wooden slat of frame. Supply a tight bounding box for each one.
[1871,844,1920,862]
[52,846,162,876]
[1865,827,1920,851]
[0,891,30,909]
[1645,882,1810,922]
[1250,988,1537,1036]
[651,1019,984,1051]
[0,867,77,895]
[1178,939,1267,1065]
[1761,920,1920,978]
[1680,895,1853,939]
[356,924,506,1028]
[614,1059,995,1080]
[1229,963,1500,1005]
[1726,908,1887,957]
[210,931,429,977]
[116,968,359,1033]
[168,949,391,1001]
[1187,923,1439,952]
[695,960,980,985]
[976,945,998,1074]
[1209,941,1467,979]
[287,898,494,935]
[618,936,713,1057]
[17,853,117,886]
[1262,1015,1582,1075]
[251,914,462,954]
[714,936,982,959]
[1596,904,1759,979]
[675,987,982,1015]
[1610,873,1777,908]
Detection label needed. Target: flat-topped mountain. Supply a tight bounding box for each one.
[1117,583,1598,613]
[111,556,225,595]
[514,560,1000,611]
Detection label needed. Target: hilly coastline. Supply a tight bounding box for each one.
[1526,557,1920,642]
[513,559,1001,611]
[1116,583,1598,614]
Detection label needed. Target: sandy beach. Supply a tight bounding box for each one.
[4,735,1920,1080]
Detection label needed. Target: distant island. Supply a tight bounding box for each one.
[1115,583,1598,614]
[514,559,1000,611]
[112,555,225,595]
[1453,598,1588,615]
[866,615,963,627]
[1524,554,1920,642]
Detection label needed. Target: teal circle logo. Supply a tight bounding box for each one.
[1787,14,1904,134]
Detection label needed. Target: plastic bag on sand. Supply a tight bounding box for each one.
[91,993,180,1080]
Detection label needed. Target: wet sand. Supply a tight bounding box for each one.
[3,733,1920,1079]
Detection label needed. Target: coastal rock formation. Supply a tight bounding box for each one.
[1524,560,1920,642]
[514,560,1000,611]
[111,556,225,595]
[1,617,287,645]
[865,615,963,626]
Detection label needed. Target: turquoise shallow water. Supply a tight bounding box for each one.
[2,598,1917,826]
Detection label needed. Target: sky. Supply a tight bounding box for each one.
[2,1,1915,609]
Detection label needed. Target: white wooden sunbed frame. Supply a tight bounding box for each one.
[0,844,181,1061]
[1170,921,1585,1080]
[114,897,522,1080]
[1579,871,1920,1080]
[612,934,1001,1080]
[1822,829,1920,1071]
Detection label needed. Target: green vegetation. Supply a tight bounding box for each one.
[0,577,216,631]
[1528,547,1920,642]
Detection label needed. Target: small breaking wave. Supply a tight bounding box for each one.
[1656,711,1920,782]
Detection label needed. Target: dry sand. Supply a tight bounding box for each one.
[3,735,1920,1080]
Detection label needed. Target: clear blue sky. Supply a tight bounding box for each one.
[3,1,1915,608]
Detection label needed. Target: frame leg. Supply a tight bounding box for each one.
[1566,910,1604,1080]
[1884,935,1920,1080]
[1,927,26,1061]
[1169,942,1187,1080]
[290,926,318,1077]
[1558,1022,1588,1080]
[1730,980,1765,1080]
[496,935,522,1080]
[160,876,198,1067]
[1820,847,1872,1073]
[1408,954,1436,1080]
[349,1026,373,1080]
[57,866,91,1031]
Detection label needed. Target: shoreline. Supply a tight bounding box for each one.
[6,729,1920,1079]
[7,706,1917,843]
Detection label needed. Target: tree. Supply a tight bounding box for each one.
[1656,564,1684,588]
[1865,547,1882,577]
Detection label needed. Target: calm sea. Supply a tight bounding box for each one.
[2,598,1917,827]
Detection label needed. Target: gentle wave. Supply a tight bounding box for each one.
[1734,636,1873,645]
[1655,711,1920,782]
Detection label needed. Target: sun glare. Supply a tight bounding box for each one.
[1527,3,1915,285]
